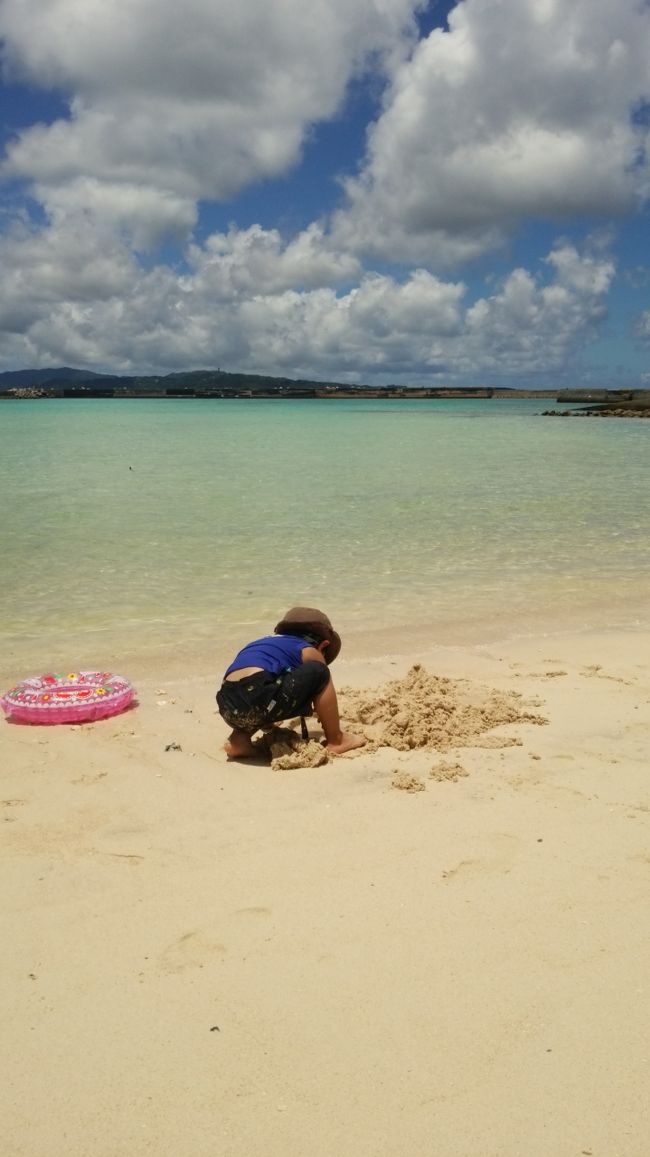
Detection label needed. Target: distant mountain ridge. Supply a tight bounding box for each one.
[0,366,349,394]
[0,366,108,389]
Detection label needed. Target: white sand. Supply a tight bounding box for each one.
[1,627,649,1156]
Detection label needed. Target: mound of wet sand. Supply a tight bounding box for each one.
[256,727,330,771]
[429,760,469,782]
[340,663,546,752]
[391,771,426,793]
[260,664,547,769]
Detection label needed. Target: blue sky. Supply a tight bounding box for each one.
[1,0,649,387]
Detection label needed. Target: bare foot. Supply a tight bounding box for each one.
[324,731,367,756]
[224,730,256,760]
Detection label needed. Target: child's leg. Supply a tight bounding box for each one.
[217,673,276,759]
[313,679,366,755]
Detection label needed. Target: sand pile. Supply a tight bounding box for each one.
[429,760,469,782]
[339,663,547,752]
[392,761,471,793]
[257,664,547,770]
[391,771,426,792]
[257,727,330,771]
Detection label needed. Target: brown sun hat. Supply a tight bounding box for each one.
[274,606,341,664]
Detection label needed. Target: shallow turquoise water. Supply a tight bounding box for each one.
[1,397,649,672]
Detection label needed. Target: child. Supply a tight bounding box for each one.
[216,606,366,759]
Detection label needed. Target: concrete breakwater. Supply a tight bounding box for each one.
[542,394,650,418]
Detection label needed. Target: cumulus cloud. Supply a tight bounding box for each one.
[185,224,362,297]
[1,0,419,237]
[460,243,615,374]
[2,0,649,262]
[0,207,614,382]
[0,213,137,332]
[0,0,642,382]
[332,0,650,263]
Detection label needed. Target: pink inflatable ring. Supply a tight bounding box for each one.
[1,671,135,725]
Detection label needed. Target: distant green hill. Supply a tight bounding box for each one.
[0,366,353,395]
[0,367,110,391]
[3,366,609,401]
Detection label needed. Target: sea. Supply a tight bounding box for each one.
[1,396,648,679]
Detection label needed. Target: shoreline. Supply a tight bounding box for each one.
[2,588,649,689]
[2,620,649,1155]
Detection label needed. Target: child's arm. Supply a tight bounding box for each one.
[300,645,366,754]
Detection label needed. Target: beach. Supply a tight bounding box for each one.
[4,0,650,1145]
[2,398,649,1153]
[2,620,649,1157]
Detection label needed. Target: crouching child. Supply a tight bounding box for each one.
[216,607,366,759]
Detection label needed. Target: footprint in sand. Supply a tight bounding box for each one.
[3,808,105,855]
[72,771,108,785]
[441,833,519,881]
[2,798,26,822]
[441,858,481,880]
[579,665,633,686]
[159,930,227,974]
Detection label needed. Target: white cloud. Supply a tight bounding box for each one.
[2,0,647,265]
[39,177,197,250]
[0,208,614,382]
[0,214,137,332]
[236,267,466,376]
[1,0,419,223]
[460,243,615,374]
[185,223,362,297]
[332,0,650,263]
[0,0,638,382]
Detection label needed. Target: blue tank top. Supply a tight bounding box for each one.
[224,634,309,677]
